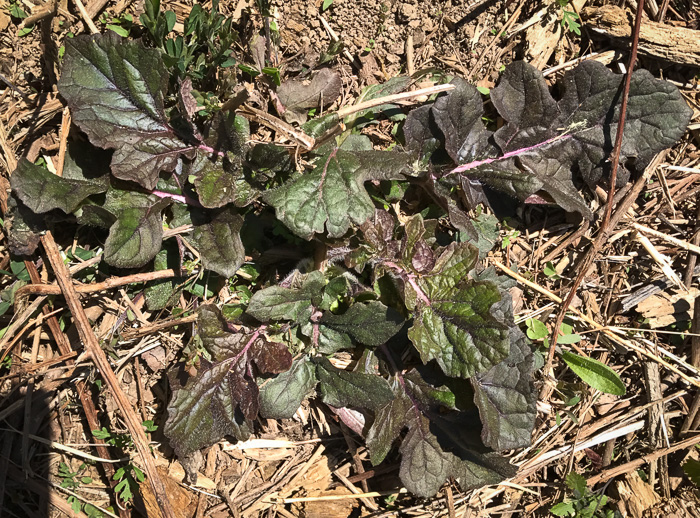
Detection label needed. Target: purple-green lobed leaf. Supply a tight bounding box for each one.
[471,328,536,450]
[406,242,511,379]
[319,301,404,347]
[315,357,393,411]
[191,207,246,278]
[367,373,516,497]
[11,159,109,215]
[431,61,692,217]
[102,190,171,268]
[58,33,195,190]
[263,149,417,239]
[259,358,318,419]
[246,271,326,324]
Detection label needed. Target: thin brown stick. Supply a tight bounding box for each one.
[19,0,57,28]
[120,313,198,340]
[547,0,646,374]
[15,269,176,303]
[41,232,176,518]
[54,107,71,177]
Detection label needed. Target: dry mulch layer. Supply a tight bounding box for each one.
[1,0,700,516]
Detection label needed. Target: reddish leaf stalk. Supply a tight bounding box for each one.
[448,133,572,176]
[547,0,646,368]
[383,260,431,306]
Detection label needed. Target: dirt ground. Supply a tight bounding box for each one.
[1,0,700,517]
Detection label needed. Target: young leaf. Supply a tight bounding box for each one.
[103,191,171,268]
[682,458,700,486]
[315,357,393,411]
[561,351,625,396]
[406,242,511,378]
[565,471,588,497]
[144,245,183,310]
[432,77,492,164]
[264,149,416,239]
[403,104,442,159]
[246,271,326,324]
[5,198,44,256]
[190,113,254,208]
[11,159,109,214]
[550,501,575,517]
[259,358,318,419]
[197,157,256,208]
[365,387,413,465]
[58,33,195,190]
[471,329,536,450]
[164,305,292,457]
[368,374,516,497]
[526,318,548,340]
[191,207,245,278]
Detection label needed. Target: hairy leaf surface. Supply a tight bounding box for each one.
[315,358,393,411]
[190,113,253,208]
[191,208,245,278]
[11,159,109,214]
[320,301,404,347]
[434,61,691,216]
[406,243,510,378]
[471,329,536,450]
[277,68,342,124]
[103,191,171,268]
[246,271,326,323]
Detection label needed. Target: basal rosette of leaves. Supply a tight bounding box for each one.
[163,213,537,497]
[5,31,692,498]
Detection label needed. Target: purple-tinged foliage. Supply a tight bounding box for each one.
[7,30,691,498]
[164,305,292,457]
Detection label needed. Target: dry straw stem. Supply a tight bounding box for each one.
[491,260,700,389]
[272,488,408,504]
[334,84,456,118]
[40,231,177,518]
[72,0,99,34]
[586,432,700,485]
[634,231,687,291]
[631,221,700,255]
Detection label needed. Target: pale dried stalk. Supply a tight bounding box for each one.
[631,221,700,255]
[634,232,686,292]
[273,488,407,504]
[72,0,98,34]
[335,84,456,118]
